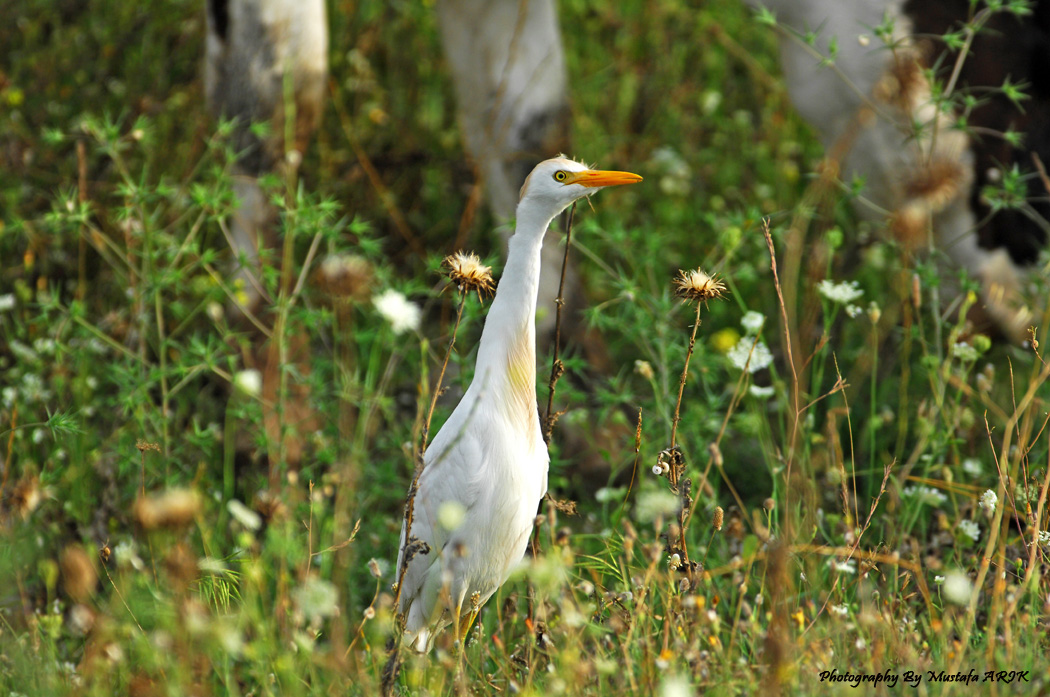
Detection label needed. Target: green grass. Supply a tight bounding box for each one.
[2,0,1050,694]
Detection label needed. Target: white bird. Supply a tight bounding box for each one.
[396,157,642,652]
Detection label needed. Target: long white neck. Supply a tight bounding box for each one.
[471,200,558,435]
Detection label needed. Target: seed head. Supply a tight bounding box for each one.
[673,268,725,303]
[133,488,201,530]
[318,254,374,302]
[11,476,42,519]
[713,506,724,532]
[443,251,494,298]
[60,546,97,602]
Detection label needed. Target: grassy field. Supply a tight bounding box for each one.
[2,0,1050,694]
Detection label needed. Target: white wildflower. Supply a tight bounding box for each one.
[1,386,15,408]
[979,489,997,513]
[958,519,980,542]
[845,304,862,318]
[817,279,863,304]
[292,577,339,623]
[830,604,849,617]
[1038,530,1050,546]
[227,499,262,531]
[0,293,14,311]
[749,384,775,399]
[373,289,421,335]
[11,340,37,362]
[740,310,765,335]
[20,373,51,403]
[901,485,947,507]
[831,559,856,574]
[934,575,945,584]
[232,369,262,398]
[942,570,973,605]
[962,458,982,477]
[206,302,224,323]
[114,540,144,571]
[727,337,773,373]
[660,674,692,697]
[953,342,978,362]
[634,489,680,523]
[33,338,56,354]
[701,90,722,115]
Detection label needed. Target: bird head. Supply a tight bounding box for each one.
[518,157,642,217]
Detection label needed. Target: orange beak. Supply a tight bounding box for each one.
[565,169,643,188]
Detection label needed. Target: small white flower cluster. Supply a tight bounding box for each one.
[1039,530,1050,546]
[817,279,864,304]
[373,289,421,335]
[962,458,982,477]
[292,577,339,624]
[727,337,773,373]
[953,342,978,362]
[227,499,262,531]
[18,373,52,404]
[233,369,262,398]
[741,310,765,335]
[0,293,15,312]
[958,519,980,542]
[942,570,973,605]
[979,489,997,513]
[830,559,856,574]
[749,385,775,399]
[901,485,947,507]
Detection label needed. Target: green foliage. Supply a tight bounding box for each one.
[2,0,1050,695]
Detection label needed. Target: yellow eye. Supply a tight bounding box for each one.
[554,170,567,182]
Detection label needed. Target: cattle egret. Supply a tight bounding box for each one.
[396,157,642,651]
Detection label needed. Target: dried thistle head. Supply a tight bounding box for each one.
[443,251,494,298]
[674,268,726,303]
[873,47,927,111]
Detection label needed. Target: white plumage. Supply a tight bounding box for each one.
[396,157,642,651]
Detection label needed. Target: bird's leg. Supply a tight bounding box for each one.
[452,594,466,650]
[457,603,480,641]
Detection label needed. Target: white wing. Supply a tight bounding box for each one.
[396,399,488,646]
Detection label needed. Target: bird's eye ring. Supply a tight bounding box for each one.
[554,170,567,182]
